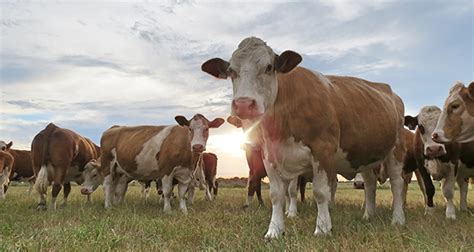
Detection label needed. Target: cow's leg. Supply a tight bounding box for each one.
[61,182,71,207]
[103,174,117,208]
[256,180,264,206]
[142,181,151,203]
[114,175,128,204]
[361,169,377,220]
[177,182,189,215]
[402,171,411,207]
[286,178,298,218]
[442,169,456,219]
[264,161,288,239]
[386,149,406,225]
[413,169,428,208]
[313,163,333,236]
[51,166,67,210]
[330,177,337,206]
[457,175,468,211]
[162,175,174,214]
[205,181,213,201]
[187,183,195,205]
[419,163,435,215]
[35,164,50,210]
[0,178,5,200]
[213,180,218,198]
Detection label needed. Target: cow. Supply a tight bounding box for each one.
[0,141,35,194]
[201,152,219,201]
[31,123,100,210]
[81,114,224,214]
[405,105,473,218]
[375,129,428,207]
[228,116,307,215]
[0,150,14,200]
[202,37,406,238]
[432,81,474,143]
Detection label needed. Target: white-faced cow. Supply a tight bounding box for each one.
[83,114,223,214]
[31,123,100,210]
[202,37,406,238]
[433,81,474,143]
[0,150,14,200]
[0,141,35,195]
[405,105,473,218]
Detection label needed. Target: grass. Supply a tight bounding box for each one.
[0,182,473,251]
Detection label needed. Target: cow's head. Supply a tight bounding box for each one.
[432,81,474,143]
[405,106,447,158]
[0,141,13,151]
[80,159,103,195]
[175,114,224,153]
[202,37,302,120]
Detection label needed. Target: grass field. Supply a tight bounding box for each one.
[1,182,473,251]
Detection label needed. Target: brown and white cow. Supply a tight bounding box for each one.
[31,123,100,210]
[432,81,474,143]
[0,141,35,194]
[203,37,406,238]
[0,150,14,200]
[201,152,219,200]
[405,105,473,218]
[88,114,223,213]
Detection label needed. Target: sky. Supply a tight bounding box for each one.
[1,0,473,177]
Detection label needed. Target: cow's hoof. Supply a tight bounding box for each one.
[424,207,435,216]
[446,212,456,220]
[264,228,283,239]
[314,228,332,236]
[286,211,297,218]
[391,217,406,226]
[242,204,249,209]
[37,204,47,211]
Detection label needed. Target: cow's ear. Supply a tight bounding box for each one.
[209,118,225,128]
[468,81,474,100]
[404,115,418,130]
[6,141,12,150]
[201,58,230,79]
[175,116,190,127]
[275,50,302,73]
[227,116,242,128]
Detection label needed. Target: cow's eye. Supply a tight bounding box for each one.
[265,64,273,74]
[93,174,97,178]
[418,125,425,134]
[1,147,4,151]
[451,103,460,110]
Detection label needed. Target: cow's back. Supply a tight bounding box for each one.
[273,67,404,168]
[9,149,33,179]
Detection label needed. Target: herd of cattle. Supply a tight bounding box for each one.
[0,37,473,239]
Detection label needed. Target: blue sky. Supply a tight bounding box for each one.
[1,0,472,177]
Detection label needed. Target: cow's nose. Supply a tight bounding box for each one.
[426,146,445,158]
[80,188,91,195]
[232,97,257,119]
[192,144,205,153]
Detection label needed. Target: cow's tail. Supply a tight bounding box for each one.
[34,165,49,195]
[32,123,57,195]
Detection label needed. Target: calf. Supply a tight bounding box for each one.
[31,123,100,210]
[81,114,224,213]
[405,105,473,218]
[433,81,474,143]
[203,37,406,238]
[0,141,35,194]
[201,152,219,201]
[0,150,14,199]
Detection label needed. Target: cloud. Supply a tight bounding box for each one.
[1,1,472,177]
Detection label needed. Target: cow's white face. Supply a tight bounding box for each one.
[202,37,302,120]
[80,160,103,195]
[0,141,12,151]
[433,82,474,143]
[175,114,224,153]
[405,106,447,158]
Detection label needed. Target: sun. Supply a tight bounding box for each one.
[207,130,248,155]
